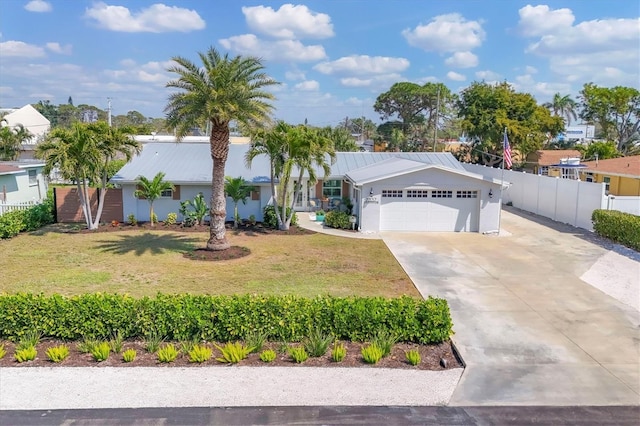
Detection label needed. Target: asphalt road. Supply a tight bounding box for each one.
[2,406,639,425]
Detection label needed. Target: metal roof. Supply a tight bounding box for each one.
[111,143,470,185]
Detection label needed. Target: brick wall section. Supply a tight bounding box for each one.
[55,187,123,223]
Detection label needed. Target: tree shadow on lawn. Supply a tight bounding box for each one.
[95,232,201,256]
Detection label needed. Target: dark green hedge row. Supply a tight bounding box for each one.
[0,293,453,344]
[324,210,353,229]
[592,209,640,251]
[0,198,54,239]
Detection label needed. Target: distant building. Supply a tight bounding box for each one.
[0,105,51,159]
[557,125,595,144]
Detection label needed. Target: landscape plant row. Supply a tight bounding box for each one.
[0,293,453,344]
[0,198,54,239]
[591,209,640,251]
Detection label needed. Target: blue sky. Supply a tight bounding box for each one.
[1,1,638,127]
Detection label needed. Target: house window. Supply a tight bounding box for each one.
[431,190,452,198]
[28,169,37,186]
[322,180,341,198]
[603,176,610,195]
[539,166,549,176]
[585,173,594,183]
[456,190,478,198]
[406,189,429,198]
[382,189,403,198]
[160,189,173,198]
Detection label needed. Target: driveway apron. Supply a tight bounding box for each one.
[382,209,640,406]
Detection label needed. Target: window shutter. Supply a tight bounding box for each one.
[251,187,260,200]
[172,185,181,200]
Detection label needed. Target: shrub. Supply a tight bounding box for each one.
[0,199,55,239]
[262,205,297,229]
[405,349,421,366]
[259,349,276,363]
[179,193,209,226]
[46,345,70,363]
[180,338,199,354]
[0,294,453,345]
[303,328,332,357]
[165,212,178,226]
[331,341,346,362]
[244,330,268,353]
[372,330,398,357]
[109,330,124,353]
[122,348,137,363]
[215,341,253,363]
[324,210,351,229]
[157,343,179,363]
[90,342,111,362]
[188,344,212,363]
[361,344,383,364]
[16,330,41,350]
[0,344,6,359]
[249,214,256,225]
[288,346,308,363]
[592,209,640,251]
[127,213,137,226]
[77,336,99,354]
[144,332,164,353]
[0,210,26,239]
[15,345,37,363]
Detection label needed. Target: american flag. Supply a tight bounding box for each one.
[503,129,512,169]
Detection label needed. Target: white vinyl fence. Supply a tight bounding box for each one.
[606,196,640,216]
[0,200,38,216]
[462,163,609,230]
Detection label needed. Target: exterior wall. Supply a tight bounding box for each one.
[0,167,47,202]
[580,171,640,196]
[462,163,608,230]
[55,187,123,223]
[357,169,500,233]
[121,183,269,223]
[606,196,640,216]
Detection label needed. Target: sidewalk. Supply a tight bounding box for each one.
[296,213,381,239]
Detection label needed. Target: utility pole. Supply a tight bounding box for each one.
[432,87,440,152]
[107,98,112,127]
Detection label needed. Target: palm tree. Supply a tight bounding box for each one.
[134,172,174,226]
[544,93,578,126]
[165,47,278,251]
[0,122,32,160]
[224,176,255,229]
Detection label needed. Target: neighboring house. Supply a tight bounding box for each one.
[0,161,48,213]
[525,150,582,176]
[1,104,51,159]
[579,156,640,196]
[112,140,504,233]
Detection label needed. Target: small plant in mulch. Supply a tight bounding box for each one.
[179,339,199,354]
[259,349,277,363]
[15,346,37,363]
[215,342,253,364]
[0,344,6,360]
[109,330,124,354]
[144,332,165,353]
[157,344,179,363]
[331,341,346,362]
[188,345,212,363]
[303,328,332,357]
[90,342,111,362]
[405,349,421,366]
[244,330,268,353]
[371,330,398,358]
[17,331,41,351]
[361,344,384,364]
[46,345,70,363]
[122,349,137,363]
[77,336,99,354]
[288,346,308,364]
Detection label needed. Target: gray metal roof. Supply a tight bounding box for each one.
[111,143,471,185]
[111,143,272,185]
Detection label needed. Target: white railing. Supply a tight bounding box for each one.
[0,200,38,216]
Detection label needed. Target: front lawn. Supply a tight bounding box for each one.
[0,226,418,298]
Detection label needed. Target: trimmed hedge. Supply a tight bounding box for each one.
[0,198,55,239]
[592,209,640,251]
[0,293,453,344]
[324,210,352,229]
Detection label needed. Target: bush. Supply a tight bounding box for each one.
[262,205,297,229]
[0,210,26,239]
[361,344,383,364]
[127,214,137,226]
[165,212,178,226]
[15,345,37,363]
[122,348,137,362]
[288,346,308,363]
[259,349,276,362]
[0,199,55,239]
[157,343,179,363]
[215,341,252,363]
[324,210,351,229]
[91,342,111,362]
[303,328,332,357]
[0,294,453,345]
[188,345,212,363]
[46,345,70,363]
[592,209,640,251]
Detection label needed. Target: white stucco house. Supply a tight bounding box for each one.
[1,105,50,159]
[111,137,505,233]
[0,161,48,213]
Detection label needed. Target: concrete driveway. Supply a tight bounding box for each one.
[382,208,640,406]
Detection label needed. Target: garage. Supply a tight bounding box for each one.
[345,157,503,234]
[379,189,479,232]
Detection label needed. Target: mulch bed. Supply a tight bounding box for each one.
[0,339,462,370]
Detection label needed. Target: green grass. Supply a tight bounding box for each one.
[0,227,418,298]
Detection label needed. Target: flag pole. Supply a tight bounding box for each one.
[499,127,507,236]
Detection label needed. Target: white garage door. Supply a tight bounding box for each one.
[380,189,479,232]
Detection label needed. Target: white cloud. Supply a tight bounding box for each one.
[517,5,574,37]
[446,71,466,81]
[444,51,478,68]
[242,4,334,39]
[525,65,538,74]
[475,70,502,81]
[0,40,45,58]
[294,80,319,91]
[103,59,173,85]
[402,13,485,53]
[314,55,410,76]
[24,0,52,12]
[45,42,72,55]
[285,69,305,81]
[84,2,205,33]
[219,34,327,62]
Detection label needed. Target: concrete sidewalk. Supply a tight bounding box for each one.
[382,209,639,406]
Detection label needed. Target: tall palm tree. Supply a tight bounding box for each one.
[165,47,278,251]
[224,176,255,229]
[544,93,578,126]
[0,122,32,160]
[134,172,174,226]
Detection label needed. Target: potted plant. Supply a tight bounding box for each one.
[315,210,325,222]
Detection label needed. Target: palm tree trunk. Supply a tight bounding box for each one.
[207,122,231,251]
